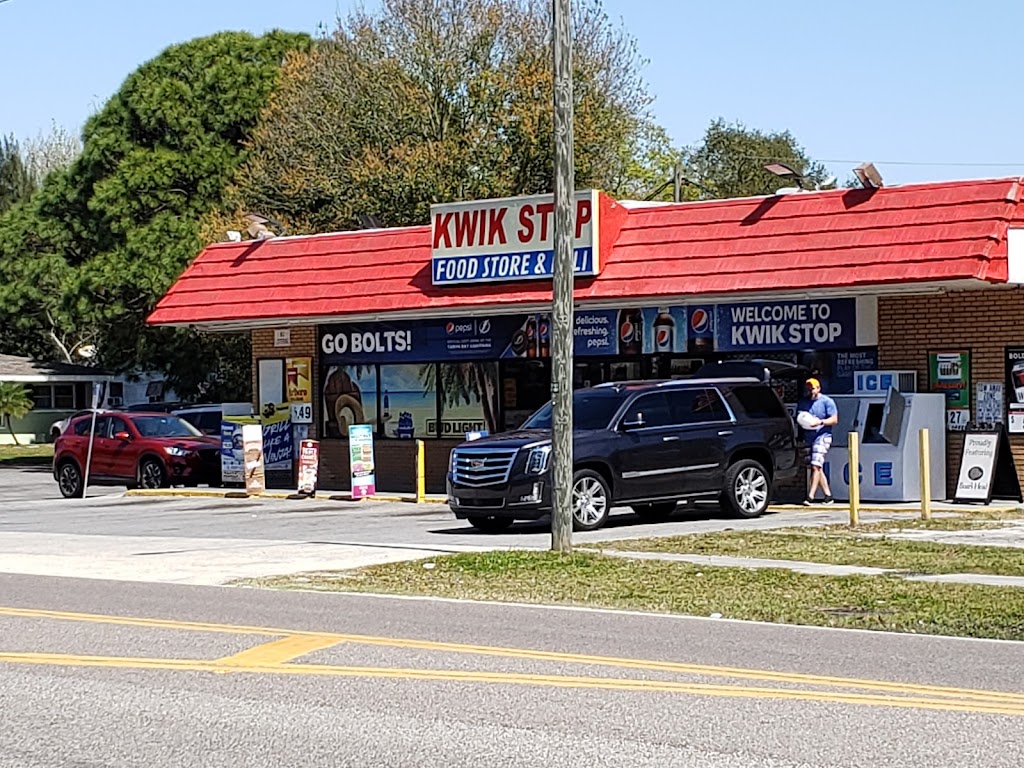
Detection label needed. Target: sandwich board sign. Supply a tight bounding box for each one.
[953,429,1022,503]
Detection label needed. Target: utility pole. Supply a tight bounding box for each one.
[550,0,575,553]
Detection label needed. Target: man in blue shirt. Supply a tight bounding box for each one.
[798,377,838,505]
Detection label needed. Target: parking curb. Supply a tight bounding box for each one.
[123,488,449,504]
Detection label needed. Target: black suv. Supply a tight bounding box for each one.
[447,377,799,532]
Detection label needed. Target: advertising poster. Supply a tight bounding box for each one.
[1005,347,1024,433]
[242,423,265,495]
[260,402,294,469]
[379,364,435,439]
[348,424,376,498]
[976,382,1004,426]
[297,439,319,495]
[432,362,499,439]
[322,365,377,439]
[220,416,261,485]
[928,350,971,431]
[286,357,313,424]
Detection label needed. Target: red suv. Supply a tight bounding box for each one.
[53,412,222,498]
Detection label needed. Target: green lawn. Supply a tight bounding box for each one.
[0,444,53,465]
[596,518,1024,576]
[241,550,1024,641]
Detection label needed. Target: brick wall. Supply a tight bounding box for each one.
[321,438,460,494]
[878,287,1024,497]
[252,327,318,488]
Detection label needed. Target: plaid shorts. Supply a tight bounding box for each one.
[808,434,832,468]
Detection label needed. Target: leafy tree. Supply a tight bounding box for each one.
[0,31,310,400]
[681,118,832,200]
[0,381,33,445]
[229,0,657,234]
[0,134,35,214]
[22,122,81,188]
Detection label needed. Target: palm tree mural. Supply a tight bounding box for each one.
[420,362,499,436]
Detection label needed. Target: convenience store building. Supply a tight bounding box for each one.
[149,177,1024,496]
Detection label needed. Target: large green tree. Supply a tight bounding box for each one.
[681,118,832,200]
[0,31,310,399]
[0,135,35,214]
[229,0,660,234]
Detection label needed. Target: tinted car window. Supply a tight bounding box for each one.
[131,415,203,438]
[72,418,93,436]
[91,416,112,438]
[729,385,787,419]
[522,390,625,431]
[108,416,130,438]
[667,388,731,424]
[621,393,674,428]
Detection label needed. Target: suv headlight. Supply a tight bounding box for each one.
[164,446,193,457]
[526,445,552,474]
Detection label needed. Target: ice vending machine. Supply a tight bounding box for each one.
[824,389,946,502]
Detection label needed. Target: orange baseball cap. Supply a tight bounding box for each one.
[806,378,821,389]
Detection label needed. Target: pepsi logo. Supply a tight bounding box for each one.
[690,308,710,333]
[620,320,635,343]
[445,322,455,334]
[446,321,474,335]
[656,328,670,346]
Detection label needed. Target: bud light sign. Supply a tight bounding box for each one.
[715,299,856,351]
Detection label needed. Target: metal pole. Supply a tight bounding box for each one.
[550,0,575,552]
[848,431,860,527]
[919,428,932,521]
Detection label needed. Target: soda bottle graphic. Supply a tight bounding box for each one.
[617,308,643,356]
[383,390,391,419]
[686,306,714,355]
[525,316,538,358]
[654,308,675,353]
[538,316,551,358]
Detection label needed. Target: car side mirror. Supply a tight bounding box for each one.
[114,431,132,441]
[620,415,645,431]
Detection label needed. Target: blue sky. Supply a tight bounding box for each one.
[4,0,1023,186]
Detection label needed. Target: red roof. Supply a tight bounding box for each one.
[149,177,1024,328]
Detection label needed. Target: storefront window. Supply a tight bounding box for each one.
[322,365,377,439]
[435,362,499,439]
[379,364,436,440]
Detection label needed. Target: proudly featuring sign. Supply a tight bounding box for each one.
[954,429,1022,503]
[430,190,600,285]
[348,424,376,498]
[714,299,856,352]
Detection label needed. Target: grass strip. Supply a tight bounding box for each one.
[242,551,1024,641]
[0,444,53,465]
[597,523,1024,576]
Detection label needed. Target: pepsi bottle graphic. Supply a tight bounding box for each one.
[686,306,714,355]
[617,308,643,356]
[653,308,675,353]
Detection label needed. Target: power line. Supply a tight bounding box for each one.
[704,152,1024,169]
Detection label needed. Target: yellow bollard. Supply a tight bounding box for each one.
[919,428,932,521]
[848,431,860,527]
[415,439,426,503]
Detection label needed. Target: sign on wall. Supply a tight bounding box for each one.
[976,381,1004,427]
[431,190,600,285]
[928,350,971,431]
[286,357,313,424]
[1005,347,1024,434]
[714,299,857,352]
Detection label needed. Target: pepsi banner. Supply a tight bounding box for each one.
[714,299,856,352]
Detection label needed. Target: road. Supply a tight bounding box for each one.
[2,572,1023,768]
[0,465,871,585]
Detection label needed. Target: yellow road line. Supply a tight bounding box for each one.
[216,635,342,666]
[2,605,1022,705]
[1,652,1022,717]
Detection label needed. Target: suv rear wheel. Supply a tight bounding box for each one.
[722,459,771,518]
[57,460,84,499]
[572,469,611,531]
[467,515,514,534]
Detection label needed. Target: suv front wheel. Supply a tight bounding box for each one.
[572,469,611,531]
[722,459,771,518]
